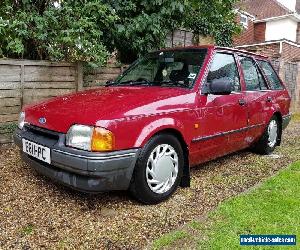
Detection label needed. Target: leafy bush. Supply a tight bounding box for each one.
[186,0,241,46]
[0,0,117,66]
[106,0,189,63]
[0,0,240,65]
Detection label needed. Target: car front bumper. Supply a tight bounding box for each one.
[14,125,140,192]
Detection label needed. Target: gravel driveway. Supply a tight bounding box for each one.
[1,120,299,249]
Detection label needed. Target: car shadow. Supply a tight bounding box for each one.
[24,148,254,209]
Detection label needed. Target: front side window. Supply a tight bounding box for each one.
[115,49,207,88]
[239,56,268,91]
[258,60,283,90]
[206,53,241,92]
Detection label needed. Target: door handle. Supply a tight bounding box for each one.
[238,99,246,106]
[266,96,272,103]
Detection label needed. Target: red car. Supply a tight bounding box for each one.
[14,46,291,204]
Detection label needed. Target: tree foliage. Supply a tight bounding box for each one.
[105,0,189,63]
[186,0,241,46]
[0,0,117,66]
[0,0,240,65]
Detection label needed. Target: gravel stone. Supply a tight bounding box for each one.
[0,121,299,249]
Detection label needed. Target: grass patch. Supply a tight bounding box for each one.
[21,224,34,236]
[0,122,17,134]
[152,161,300,249]
[152,230,189,250]
[292,113,300,122]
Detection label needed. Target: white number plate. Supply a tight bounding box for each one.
[22,139,51,164]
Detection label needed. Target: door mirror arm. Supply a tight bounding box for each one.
[201,82,210,95]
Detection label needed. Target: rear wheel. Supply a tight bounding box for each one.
[129,134,184,204]
[251,116,280,155]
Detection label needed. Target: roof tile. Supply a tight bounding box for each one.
[237,0,293,20]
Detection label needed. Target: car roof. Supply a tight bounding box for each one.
[158,45,268,59]
[215,46,268,59]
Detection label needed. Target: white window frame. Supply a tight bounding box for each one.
[240,14,248,28]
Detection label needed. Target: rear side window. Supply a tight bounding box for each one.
[239,56,268,91]
[206,53,241,92]
[258,60,283,90]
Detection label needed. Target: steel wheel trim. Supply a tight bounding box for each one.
[268,120,278,147]
[146,144,179,194]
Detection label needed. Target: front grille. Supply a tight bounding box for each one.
[25,125,60,141]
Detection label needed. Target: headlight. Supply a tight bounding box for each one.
[66,125,115,152]
[66,125,93,151]
[18,112,26,129]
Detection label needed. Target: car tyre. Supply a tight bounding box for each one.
[251,116,281,155]
[129,134,184,204]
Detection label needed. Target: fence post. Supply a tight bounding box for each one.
[20,63,25,108]
[277,59,285,81]
[295,62,300,113]
[76,62,83,91]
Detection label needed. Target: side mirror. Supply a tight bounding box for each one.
[207,78,233,95]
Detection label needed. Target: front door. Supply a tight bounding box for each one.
[190,52,248,165]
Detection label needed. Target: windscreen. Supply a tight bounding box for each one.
[114,49,207,88]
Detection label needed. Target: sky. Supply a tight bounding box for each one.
[277,0,296,11]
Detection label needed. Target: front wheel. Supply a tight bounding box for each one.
[129,134,184,204]
[251,116,281,155]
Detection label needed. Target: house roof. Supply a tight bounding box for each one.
[237,0,293,20]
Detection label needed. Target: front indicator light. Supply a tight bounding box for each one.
[91,127,115,152]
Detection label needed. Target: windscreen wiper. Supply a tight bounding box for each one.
[116,79,152,86]
[154,80,188,88]
[105,81,117,86]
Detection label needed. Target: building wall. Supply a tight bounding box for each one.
[233,15,255,46]
[254,22,266,42]
[297,0,300,12]
[265,18,298,42]
[296,23,300,43]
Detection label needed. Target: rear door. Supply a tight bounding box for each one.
[257,60,291,116]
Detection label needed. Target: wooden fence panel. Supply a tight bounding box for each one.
[83,65,124,88]
[0,59,78,144]
[0,98,21,107]
[271,59,299,112]
[0,59,126,144]
[284,62,298,101]
[165,29,194,48]
[25,65,76,82]
[0,65,21,82]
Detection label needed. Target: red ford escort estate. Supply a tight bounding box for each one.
[14,46,291,204]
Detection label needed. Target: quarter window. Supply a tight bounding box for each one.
[206,53,241,92]
[258,60,283,90]
[239,56,268,91]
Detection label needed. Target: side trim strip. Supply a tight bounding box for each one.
[191,123,264,143]
[282,113,292,119]
[52,149,138,160]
